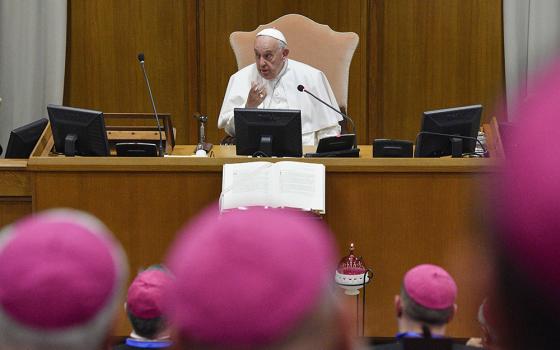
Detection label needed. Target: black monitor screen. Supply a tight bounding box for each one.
[47,105,110,156]
[5,118,49,159]
[234,108,302,157]
[415,105,482,157]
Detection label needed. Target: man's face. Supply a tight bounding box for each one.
[254,36,288,80]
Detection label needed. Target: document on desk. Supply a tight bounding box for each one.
[220,161,325,213]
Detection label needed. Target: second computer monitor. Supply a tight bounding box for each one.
[234,108,302,157]
[415,105,482,157]
[47,105,110,156]
[5,118,48,159]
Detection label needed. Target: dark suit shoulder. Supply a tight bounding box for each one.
[453,345,480,350]
[372,343,402,350]
[372,342,478,350]
[113,345,134,350]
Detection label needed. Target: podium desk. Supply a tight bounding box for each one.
[0,159,32,228]
[26,145,496,337]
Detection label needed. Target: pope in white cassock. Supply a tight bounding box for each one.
[218,28,342,146]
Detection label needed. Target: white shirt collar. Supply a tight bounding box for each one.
[130,331,171,342]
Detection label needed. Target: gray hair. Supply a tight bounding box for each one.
[400,287,454,326]
[277,39,287,50]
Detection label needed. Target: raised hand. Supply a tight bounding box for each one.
[246,81,267,108]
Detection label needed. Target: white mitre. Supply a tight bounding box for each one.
[256,28,287,45]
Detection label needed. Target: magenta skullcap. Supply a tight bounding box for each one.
[165,205,337,347]
[492,58,560,310]
[0,209,127,330]
[403,264,457,309]
[127,268,172,319]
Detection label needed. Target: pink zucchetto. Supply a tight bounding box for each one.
[164,205,337,348]
[403,264,457,310]
[0,209,128,349]
[127,268,172,319]
[492,59,560,311]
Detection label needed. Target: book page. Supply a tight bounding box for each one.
[220,162,278,210]
[276,161,325,213]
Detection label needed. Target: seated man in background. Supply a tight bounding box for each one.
[163,206,367,350]
[114,266,173,349]
[376,264,475,350]
[0,209,128,350]
[218,28,342,146]
[486,58,560,350]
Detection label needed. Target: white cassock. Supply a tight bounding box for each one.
[218,59,342,146]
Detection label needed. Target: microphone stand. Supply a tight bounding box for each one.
[298,85,360,157]
[138,53,164,157]
[299,87,358,149]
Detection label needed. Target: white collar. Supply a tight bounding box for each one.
[130,331,171,342]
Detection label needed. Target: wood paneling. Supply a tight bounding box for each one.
[0,200,32,229]
[0,171,31,197]
[30,146,492,337]
[64,0,199,144]
[34,170,222,336]
[62,1,504,336]
[325,172,487,336]
[65,0,504,145]
[370,0,505,141]
[0,161,32,229]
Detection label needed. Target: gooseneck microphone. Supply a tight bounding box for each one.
[137,53,164,157]
[297,85,357,149]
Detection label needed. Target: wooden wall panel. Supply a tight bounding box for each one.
[0,163,32,229]
[34,170,223,336]
[0,200,32,229]
[64,0,199,144]
[199,0,369,144]
[30,153,491,337]
[326,172,488,336]
[65,0,504,145]
[370,0,505,141]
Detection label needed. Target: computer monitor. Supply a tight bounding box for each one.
[234,108,302,157]
[415,104,482,157]
[47,105,110,156]
[5,118,49,159]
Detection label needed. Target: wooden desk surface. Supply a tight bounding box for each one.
[27,145,496,173]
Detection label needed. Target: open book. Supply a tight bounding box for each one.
[220,161,325,213]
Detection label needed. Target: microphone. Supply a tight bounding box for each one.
[297,85,357,149]
[137,52,164,157]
